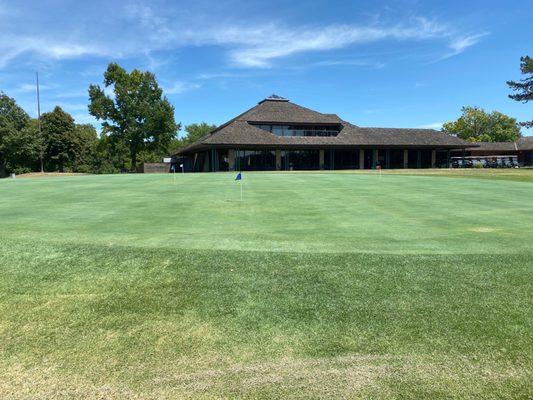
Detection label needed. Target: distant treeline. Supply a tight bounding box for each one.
[0,63,216,177]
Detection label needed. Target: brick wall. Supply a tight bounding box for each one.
[140,162,171,173]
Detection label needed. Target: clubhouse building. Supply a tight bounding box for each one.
[454,138,533,167]
[176,95,507,171]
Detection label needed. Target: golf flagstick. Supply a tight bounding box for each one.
[235,171,243,201]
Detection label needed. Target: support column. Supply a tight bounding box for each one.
[372,149,378,169]
[403,149,409,169]
[228,149,235,171]
[359,149,365,169]
[212,149,219,172]
[446,150,451,168]
[385,150,390,169]
[417,150,421,169]
[431,150,436,168]
[275,150,282,171]
[319,149,325,170]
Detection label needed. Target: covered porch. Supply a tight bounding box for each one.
[187,147,454,172]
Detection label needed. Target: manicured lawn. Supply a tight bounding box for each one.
[0,171,532,398]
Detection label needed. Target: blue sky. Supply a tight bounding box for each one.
[1,0,531,137]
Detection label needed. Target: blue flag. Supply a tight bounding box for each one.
[235,172,242,181]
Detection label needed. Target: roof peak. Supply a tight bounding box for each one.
[258,94,289,104]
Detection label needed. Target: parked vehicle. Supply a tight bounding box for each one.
[450,155,519,169]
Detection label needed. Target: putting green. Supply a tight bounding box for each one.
[1,172,532,254]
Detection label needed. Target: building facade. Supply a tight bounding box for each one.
[176,95,474,172]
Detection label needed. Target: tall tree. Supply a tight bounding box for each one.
[443,106,521,142]
[0,93,34,176]
[71,124,98,173]
[183,122,216,145]
[88,63,179,171]
[5,119,41,174]
[92,132,129,174]
[41,106,76,172]
[507,55,532,128]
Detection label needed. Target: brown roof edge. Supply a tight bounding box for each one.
[176,143,473,155]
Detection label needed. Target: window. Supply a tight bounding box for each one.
[251,123,341,137]
[235,150,276,171]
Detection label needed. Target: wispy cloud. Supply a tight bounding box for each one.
[124,8,484,67]
[221,18,448,67]
[449,33,488,55]
[55,90,89,99]
[196,72,251,80]
[10,82,54,93]
[0,1,487,71]
[310,59,385,69]
[433,32,488,62]
[0,37,114,68]
[417,122,443,129]
[163,81,201,95]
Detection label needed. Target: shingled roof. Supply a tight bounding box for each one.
[466,142,519,152]
[465,137,533,152]
[517,136,533,151]
[177,96,472,154]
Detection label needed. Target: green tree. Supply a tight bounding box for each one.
[507,55,532,128]
[0,93,38,176]
[5,119,41,174]
[183,122,216,145]
[442,106,521,142]
[41,106,76,172]
[91,132,128,174]
[71,124,98,173]
[88,63,179,171]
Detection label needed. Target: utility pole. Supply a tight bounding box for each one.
[36,72,44,173]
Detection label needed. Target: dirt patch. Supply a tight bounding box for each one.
[468,227,497,233]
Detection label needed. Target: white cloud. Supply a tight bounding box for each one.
[432,32,488,62]
[448,33,488,55]
[310,59,385,69]
[0,1,486,70]
[196,72,250,80]
[222,19,448,67]
[0,37,113,68]
[55,90,89,99]
[417,122,443,130]
[163,81,201,95]
[11,82,54,93]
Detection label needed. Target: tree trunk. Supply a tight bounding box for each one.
[131,151,137,172]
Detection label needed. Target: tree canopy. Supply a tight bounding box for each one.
[507,55,532,128]
[88,63,179,171]
[0,93,36,175]
[442,106,521,143]
[41,106,77,172]
[183,122,216,145]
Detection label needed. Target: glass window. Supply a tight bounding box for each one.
[284,150,320,170]
[235,150,276,171]
[252,124,341,137]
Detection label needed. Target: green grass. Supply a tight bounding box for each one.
[1,170,532,398]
